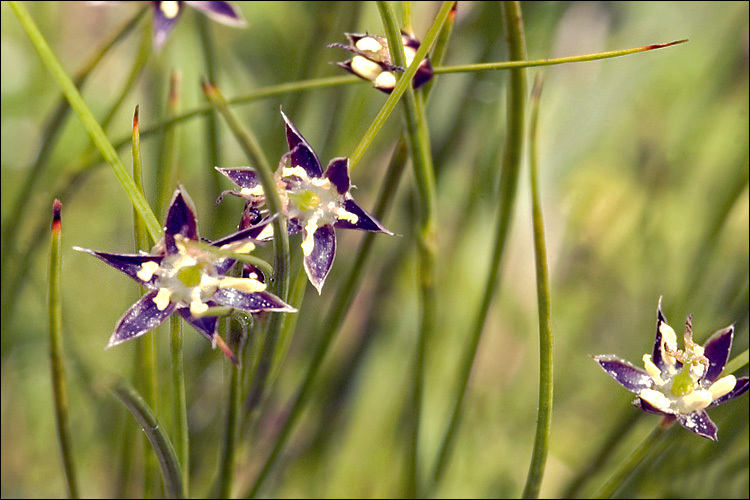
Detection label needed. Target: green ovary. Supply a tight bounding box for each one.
[289,190,321,211]
[670,367,694,397]
[177,264,204,287]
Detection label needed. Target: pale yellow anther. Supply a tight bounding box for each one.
[355,36,383,53]
[351,56,382,81]
[256,224,274,241]
[301,219,319,256]
[190,300,209,316]
[336,207,359,225]
[311,177,331,189]
[639,388,671,411]
[282,166,310,179]
[404,45,417,66]
[160,1,180,19]
[137,261,160,282]
[708,375,736,400]
[153,288,172,311]
[374,71,397,90]
[219,276,266,293]
[660,322,678,351]
[681,389,712,411]
[220,240,256,254]
[643,355,665,385]
[240,185,265,197]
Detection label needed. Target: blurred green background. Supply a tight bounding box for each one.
[2,2,747,498]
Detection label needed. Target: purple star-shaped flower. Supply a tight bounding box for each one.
[216,110,393,293]
[105,1,247,50]
[328,31,433,93]
[593,297,749,440]
[74,187,294,363]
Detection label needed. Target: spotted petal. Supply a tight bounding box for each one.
[281,110,323,178]
[164,187,200,254]
[304,224,336,294]
[152,1,183,50]
[593,355,653,393]
[185,1,247,27]
[73,247,162,288]
[675,410,718,441]
[334,199,393,234]
[651,297,680,372]
[324,158,351,195]
[702,325,734,384]
[108,291,176,347]
[710,376,749,407]
[215,167,260,190]
[177,307,219,344]
[213,288,296,313]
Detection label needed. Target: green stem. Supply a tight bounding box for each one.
[217,318,243,499]
[132,105,160,497]
[431,0,528,490]
[244,136,410,500]
[170,316,189,497]
[48,200,79,499]
[157,71,182,219]
[591,419,673,499]
[433,39,688,74]
[378,3,438,497]
[8,1,162,242]
[522,73,553,499]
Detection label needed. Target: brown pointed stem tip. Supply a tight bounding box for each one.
[201,80,219,98]
[51,199,62,232]
[643,39,689,51]
[133,105,140,131]
[448,1,457,20]
[214,334,239,366]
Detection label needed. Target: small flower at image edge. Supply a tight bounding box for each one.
[593,297,749,440]
[328,32,433,93]
[92,1,247,51]
[216,109,393,293]
[74,186,295,363]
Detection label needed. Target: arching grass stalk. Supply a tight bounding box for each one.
[48,199,79,499]
[377,2,438,497]
[430,0,528,491]
[131,106,160,497]
[8,1,162,242]
[521,74,553,499]
[1,5,147,278]
[112,380,184,499]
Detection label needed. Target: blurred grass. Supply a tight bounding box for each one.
[2,2,748,498]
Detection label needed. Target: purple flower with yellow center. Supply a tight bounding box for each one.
[74,187,294,363]
[99,1,245,50]
[593,298,749,440]
[216,110,393,293]
[328,32,433,93]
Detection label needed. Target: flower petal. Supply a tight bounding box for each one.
[152,1,183,50]
[675,410,718,440]
[184,1,247,27]
[165,187,200,253]
[304,224,336,294]
[651,297,680,372]
[281,110,324,178]
[73,247,161,288]
[177,307,219,344]
[108,291,175,348]
[215,166,260,190]
[212,288,296,313]
[702,324,734,384]
[334,199,393,234]
[709,376,749,407]
[593,355,653,393]
[324,157,351,195]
